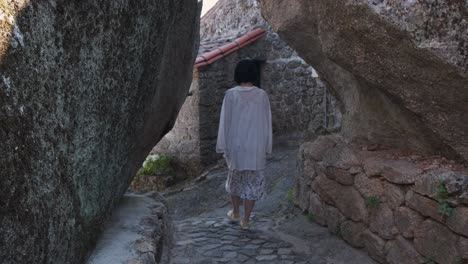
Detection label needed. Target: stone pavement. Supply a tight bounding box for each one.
[172,216,308,264]
[167,141,377,264]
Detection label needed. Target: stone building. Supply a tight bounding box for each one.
[153,0,341,177]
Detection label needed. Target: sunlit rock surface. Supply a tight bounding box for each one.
[260,0,468,162]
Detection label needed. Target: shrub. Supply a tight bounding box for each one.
[435,180,453,217]
[136,154,172,177]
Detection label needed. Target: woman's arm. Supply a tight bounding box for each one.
[216,92,232,153]
[264,92,273,155]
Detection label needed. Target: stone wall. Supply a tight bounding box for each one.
[152,0,340,176]
[296,135,468,264]
[0,1,200,263]
[153,38,340,176]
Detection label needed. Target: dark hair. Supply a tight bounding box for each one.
[234,59,259,84]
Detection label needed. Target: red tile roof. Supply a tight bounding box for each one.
[194,28,266,68]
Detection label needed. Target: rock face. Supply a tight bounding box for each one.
[0,1,200,264]
[259,0,468,163]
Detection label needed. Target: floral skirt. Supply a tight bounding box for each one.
[225,169,266,201]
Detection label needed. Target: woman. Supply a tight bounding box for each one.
[216,59,272,229]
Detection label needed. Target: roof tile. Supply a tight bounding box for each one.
[194,28,266,68]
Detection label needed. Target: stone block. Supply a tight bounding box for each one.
[394,207,424,238]
[311,177,335,206]
[414,219,461,264]
[313,174,368,222]
[446,206,468,237]
[325,166,354,186]
[384,182,406,209]
[341,221,366,248]
[406,191,445,223]
[322,144,361,170]
[369,203,398,240]
[324,205,346,234]
[303,159,318,182]
[363,157,385,177]
[354,173,385,198]
[362,230,387,263]
[414,169,468,198]
[308,193,326,226]
[385,236,424,264]
[381,160,422,184]
[301,136,337,162]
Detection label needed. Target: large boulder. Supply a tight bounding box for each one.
[259,0,468,162]
[0,1,200,263]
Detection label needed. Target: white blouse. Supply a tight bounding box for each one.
[216,86,272,171]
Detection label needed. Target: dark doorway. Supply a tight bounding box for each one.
[253,60,264,88]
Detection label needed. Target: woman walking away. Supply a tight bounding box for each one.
[216,59,273,229]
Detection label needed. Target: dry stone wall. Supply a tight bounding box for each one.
[296,135,468,264]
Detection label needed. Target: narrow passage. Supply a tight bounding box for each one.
[167,141,376,264]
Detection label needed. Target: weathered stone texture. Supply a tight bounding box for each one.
[414,220,461,264]
[381,160,422,184]
[308,192,326,226]
[0,1,200,263]
[297,136,468,263]
[341,221,366,248]
[260,0,468,163]
[384,182,406,209]
[394,207,424,239]
[301,135,337,162]
[354,173,385,198]
[385,236,424,264]
[324,205,346,234]
[313,174,368,222]
[446,207,468,237]
[325,167,354,186]
[369,203,397,240]
[415,169,468,198]
[362,230,387,263]
[406,191,446,223]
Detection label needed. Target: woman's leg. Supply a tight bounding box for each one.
[231,195,241,216]
[243,199,256,223]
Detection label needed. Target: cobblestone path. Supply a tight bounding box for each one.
[167,141,376,264]
[172,216,310,264]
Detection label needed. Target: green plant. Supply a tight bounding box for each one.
[365,196,381,208]
[136,154,172,177]
[435,180,454,217]
[438,201,454,217]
